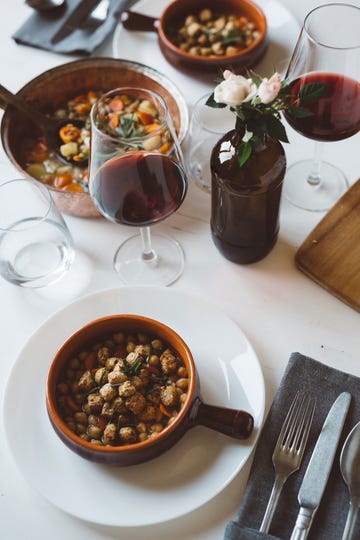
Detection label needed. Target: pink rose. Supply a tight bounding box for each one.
[258,72,282,104]
[214,72,256,107]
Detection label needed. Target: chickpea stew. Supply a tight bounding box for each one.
[56,329,189,447]
[167,8,260,58]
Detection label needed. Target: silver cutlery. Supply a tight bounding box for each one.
[83,0,109,29]
[340,420,360,540]
[26,0,65,11]
[51,0,100,44]
[290,392,351,540]
[259,392,316,533]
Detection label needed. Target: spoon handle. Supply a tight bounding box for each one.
[342,500,360,540]
[0,84,49,127]
[120,10,159,32]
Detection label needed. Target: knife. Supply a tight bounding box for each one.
[290,392,351,540]
[51,0,100,44]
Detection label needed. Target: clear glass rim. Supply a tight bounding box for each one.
[0,178,53,232]
[90,87,170,144]
[304,3,360,50]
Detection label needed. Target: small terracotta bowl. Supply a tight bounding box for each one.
[46,314,254,466]
[1,58,188,218]
[121,0,268,75]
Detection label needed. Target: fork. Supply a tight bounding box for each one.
[259,392,316,534]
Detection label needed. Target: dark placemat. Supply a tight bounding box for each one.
[224,352,360,540]
[13,0,134,55]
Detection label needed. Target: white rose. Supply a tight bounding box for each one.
[214,72,256,107]
[258,72,282,104]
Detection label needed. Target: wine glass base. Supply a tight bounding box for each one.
[113,232,184,286]
[284,159,349,212]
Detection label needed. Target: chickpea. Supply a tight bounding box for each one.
[87,425,103,439]
[149,354,160,366]
[176,378,189,390]
[108,370,127,384]
[97,346,110,364]
[126,341,136,353]
[151,423,163,434]
[113,331,125,344]
[151,339,163,351]
[118,381,136,397]
[57,382,69,394]
[76,423,86,435]
[199,8,212,22]
[94,367,108,385]
[74,411,87,424]
[105,356,118,370]
[177,366,187,377]
[69,357,80,370]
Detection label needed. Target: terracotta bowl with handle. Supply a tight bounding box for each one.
[46,314,254,466]
[121,0,268,75]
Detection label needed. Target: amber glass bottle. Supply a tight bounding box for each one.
[210,127,286,264]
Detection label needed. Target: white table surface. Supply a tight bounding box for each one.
[1,1,359,539]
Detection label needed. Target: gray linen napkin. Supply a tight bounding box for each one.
[12,0,134,55]
[224,352,360,540]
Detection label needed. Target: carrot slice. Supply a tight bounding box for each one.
[63,183,84,192]
[144,123,161,134]
[137,111,154,125]
[108,113,119,129]
[109,97,124,112]
[67,396,80,412]
[157,141,171,154]
[159,403,172,417]
[59,124,81,143]
[54,173,72,189]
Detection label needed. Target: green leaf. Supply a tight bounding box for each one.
[298,82,326,103]
[205,93,227,108]
[288,106,314,118]
[237,141,252,167]
[265,115,289,143]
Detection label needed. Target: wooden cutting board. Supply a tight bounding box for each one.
[295,179,360,312]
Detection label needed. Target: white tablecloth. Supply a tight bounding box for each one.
[0,1,359,539]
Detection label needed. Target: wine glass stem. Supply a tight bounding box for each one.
[307,142,323,187]
[140,227,158,264]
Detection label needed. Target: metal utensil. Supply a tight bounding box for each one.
[290,392,351,540]
[83,0,109,29]
[51,0,99,44]
[340,420,360,540]
[26,0,65,11]
[0,83,86,167]
[259,392,316,533]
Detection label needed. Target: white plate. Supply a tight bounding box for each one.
[4,286,265,527]
[113,0,301,104]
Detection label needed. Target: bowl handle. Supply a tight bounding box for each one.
[192,398,254,439]
[120,11,159,32]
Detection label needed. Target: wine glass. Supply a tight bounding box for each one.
[89,87,187,286]
[283,3,360,212]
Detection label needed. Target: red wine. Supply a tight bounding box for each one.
[92,152,187,226]
[285,73,360,141]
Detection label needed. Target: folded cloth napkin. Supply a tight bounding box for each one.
[224,352,360,540]
[12,0,134,55]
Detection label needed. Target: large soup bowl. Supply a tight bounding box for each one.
[0,58,188,218]
[46,314,254,465]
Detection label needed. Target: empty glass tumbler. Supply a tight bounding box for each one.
[0,178,74,288]
[186,93,235,193]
